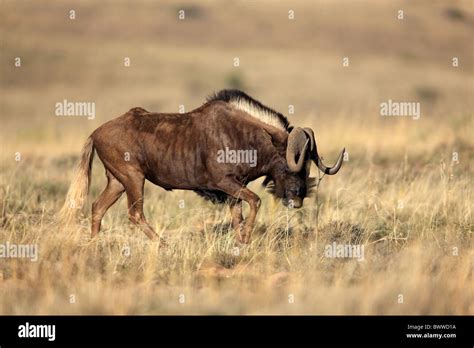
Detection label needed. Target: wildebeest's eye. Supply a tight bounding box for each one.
[286,188,299,198]
[294,186,305,197]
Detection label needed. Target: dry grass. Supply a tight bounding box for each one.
[0,0,472,314]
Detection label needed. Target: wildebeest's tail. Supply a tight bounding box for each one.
[57,136,95,224]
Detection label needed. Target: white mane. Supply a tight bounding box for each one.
[229,98,287,132]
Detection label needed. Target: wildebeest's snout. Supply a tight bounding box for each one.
[283,197,303,208]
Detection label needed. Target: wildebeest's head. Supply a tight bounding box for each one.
[267,127,345,208]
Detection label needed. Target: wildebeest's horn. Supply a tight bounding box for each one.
[286,127,309,172]
[303,127,345,175]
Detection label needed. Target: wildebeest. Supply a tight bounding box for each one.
[59,89,345,243]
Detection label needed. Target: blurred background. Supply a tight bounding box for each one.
[1,0,472,158]
[0,0,472,315]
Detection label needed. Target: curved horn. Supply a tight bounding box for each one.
[303,127,345,175]
[303,127,315,152]
[286,127,309,172]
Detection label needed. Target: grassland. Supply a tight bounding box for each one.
[0,0,472,314]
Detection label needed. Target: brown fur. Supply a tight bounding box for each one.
[60,90,342,243]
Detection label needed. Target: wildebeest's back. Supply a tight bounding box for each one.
[92,102,281,194]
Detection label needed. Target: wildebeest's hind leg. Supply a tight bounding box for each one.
[120,173,160,241]
[91,170,125,238]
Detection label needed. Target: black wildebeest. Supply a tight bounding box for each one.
[59,90,345,243]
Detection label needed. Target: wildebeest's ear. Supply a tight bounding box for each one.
[307,177,318,188]
[262,176,273,187]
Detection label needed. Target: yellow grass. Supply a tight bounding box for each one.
[0,0,472,314]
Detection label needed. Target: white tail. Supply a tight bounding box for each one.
[57,136,95,225]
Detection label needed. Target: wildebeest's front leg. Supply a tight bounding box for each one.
[218,179,261,244]
[229,200,243,230]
